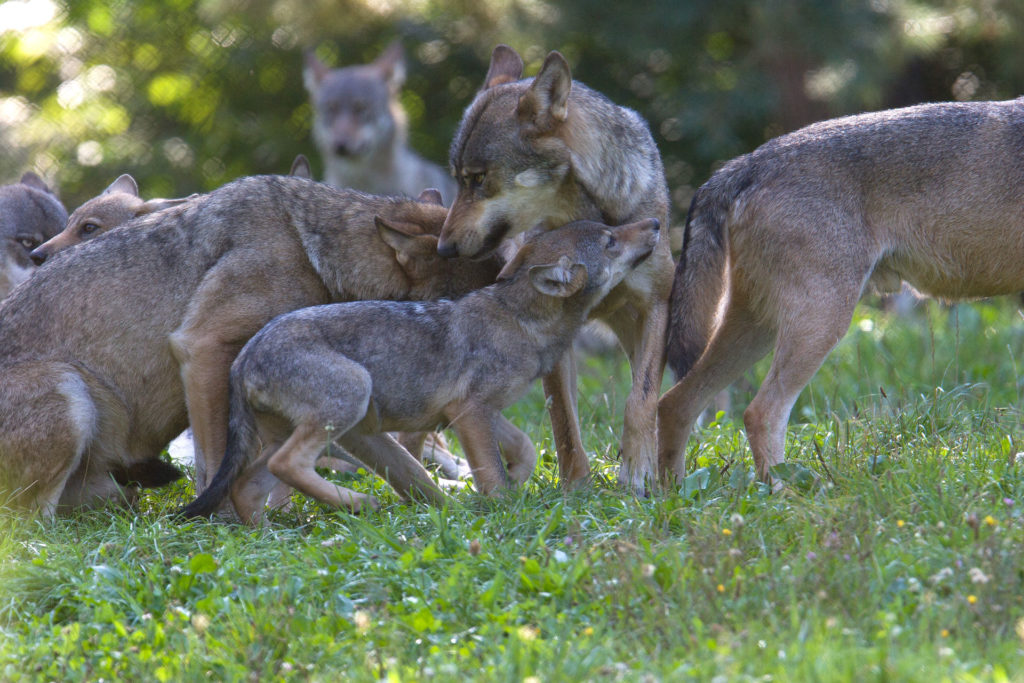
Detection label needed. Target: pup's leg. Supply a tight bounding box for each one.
[338,433,448,506]
[744,298,858,482]
[267,421,380,513]
[542,352,588,486]
[447,407,510,495]
[495,416,536,484]
[657,302,773,486]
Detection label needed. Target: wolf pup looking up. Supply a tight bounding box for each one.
[0,173,66,297]
[304,42,456,203]
[0,176,500,517]
[439,45,675,495]
[658,98,1024,487]
[180,218,660,524]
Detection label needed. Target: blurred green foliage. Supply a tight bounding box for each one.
[2,0,1024,211]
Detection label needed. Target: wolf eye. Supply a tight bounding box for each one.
[17,237,38,250]
[464,172,485,189]
[82,222,100,234]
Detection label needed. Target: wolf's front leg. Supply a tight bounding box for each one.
[542,352,589,487]
[606,297,670,497]
[447,406,511,495]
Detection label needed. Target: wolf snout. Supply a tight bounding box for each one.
[29,247,49,266]
[436,238,458,258]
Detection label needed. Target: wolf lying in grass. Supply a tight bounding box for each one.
[658,97,1024,486]
[180,217,660,524]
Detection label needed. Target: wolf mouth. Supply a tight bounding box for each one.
[477,218,513,258]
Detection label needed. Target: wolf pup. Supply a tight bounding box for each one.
[658,98,1024,486]
[0,173,66,297]
[304,42,456,202]
[30,174,191,265]
[180,217,660,524]
[439,45,675,495]
[0,176,502,517]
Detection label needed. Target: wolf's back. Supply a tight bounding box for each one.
[666,156,757,380]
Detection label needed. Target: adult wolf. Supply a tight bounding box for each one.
[438,45,675,495]
[0,173,66,297]
[0,176,500,516]
[304,42,456,203]
[181,218,660,524]
[658,98,1024,485]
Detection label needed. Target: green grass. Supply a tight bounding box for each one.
[2,299,1024,681]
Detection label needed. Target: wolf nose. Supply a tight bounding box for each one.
[29,249,47,266]
[436,240,458,258]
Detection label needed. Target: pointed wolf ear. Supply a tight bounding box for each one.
[528,256,587,298]
[374,40,406,94]
[137,196,190,216]
[517,51,571,130]
[483,44,524,90]
[20,171,55,195]
[104,174,139,197]
[416,188,444,206]
[289,154,312,179]
[495,242,532,281]
[376,215,436,266]
[303,49,330,91]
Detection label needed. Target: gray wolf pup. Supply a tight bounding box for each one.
[658,98,1024,485]
[0,173,66,297]
[180,217,660,524]
[30,174,190,265]
[0,176,498,516]
[439,45,675,494]
[304,42,456,202]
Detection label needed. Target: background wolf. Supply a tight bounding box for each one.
[439,45,675,495]
[0,173,66,298]
[658,97,1024,486]
[304,42,456,203]
[0,175,497,516]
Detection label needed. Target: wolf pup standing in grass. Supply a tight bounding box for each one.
[0,172,66,298]
[304,42,456,203]
[658,98,1024,486]
[438,45,675,495]
[180,217,660,524]
[0,176,504,517]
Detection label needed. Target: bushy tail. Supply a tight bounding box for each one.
[666,159,754,380]
[177,379,258,519]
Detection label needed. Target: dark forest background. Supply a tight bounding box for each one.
[2,0,1024,214]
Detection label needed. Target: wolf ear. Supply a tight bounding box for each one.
[482,44,524,90]
[137,196,190,216]
[303,49,330,91]
[529,256,587,298]
[495,242,533,281]
[416,188,444,205]
[289,154,312,179]
[373,40,406,94]
[104,174,139,197]
[19,171,55,195]
[517,51,571,130]
[376,216,436,266]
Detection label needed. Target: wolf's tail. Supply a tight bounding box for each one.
[177,378,258,519]
[666,157,755,380]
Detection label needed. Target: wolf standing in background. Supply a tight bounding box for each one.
[0,176,504,516]
[181,218,660,524]
[0,173,66,298]
[304,41,456,203]
[439,45,675,495]
[658,98,1024,486]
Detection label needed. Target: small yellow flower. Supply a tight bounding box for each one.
[967,595,978,605]
[353,610,372,633]
[722,528,732,536]
[983,515,997,527]
[896,519,905,528]
[517,625,539,642]
[940,629,950,637]
[583,626,594,637]
[717,584,726,593]
[190,613,210,634]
